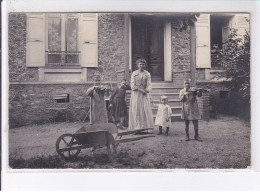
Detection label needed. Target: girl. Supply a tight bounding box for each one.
[109,79,131,129]
[155,96,172,136]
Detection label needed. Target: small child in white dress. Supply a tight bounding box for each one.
[155,96,172,136]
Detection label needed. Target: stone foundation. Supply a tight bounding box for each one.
[9,83,118,128]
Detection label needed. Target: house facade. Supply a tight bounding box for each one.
[8,13,249,128]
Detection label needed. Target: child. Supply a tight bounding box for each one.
[86,75,108,124]
[155,96,172,136]
[179,79,202,141]
[109,79,131,129]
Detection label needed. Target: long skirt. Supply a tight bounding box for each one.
[128,91,154,130]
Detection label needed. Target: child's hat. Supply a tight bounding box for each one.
[161,95,168,100]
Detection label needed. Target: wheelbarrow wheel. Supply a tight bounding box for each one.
[56,134,81,160]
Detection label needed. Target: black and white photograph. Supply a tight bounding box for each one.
[6,11,251,170]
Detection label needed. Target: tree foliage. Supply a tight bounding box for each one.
[178,13,200,31]
[217,28,250,102]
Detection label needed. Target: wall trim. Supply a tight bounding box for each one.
[196,80,231,84]
[164,21,172,81]
[9,81,118,85]
[128,16,132,71]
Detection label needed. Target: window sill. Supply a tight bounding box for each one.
[39,67,86,82]
[44,68,83,73]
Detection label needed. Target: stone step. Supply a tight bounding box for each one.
[150,93,179,99]
[151,92,179,95]
[151,99,181,106]
[151,106,182,115]
[152,82,182,88]
[125,99,182,107]
[153,113,182,121]
[151,86,183,93]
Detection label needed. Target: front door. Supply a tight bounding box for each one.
[131,16,164,81]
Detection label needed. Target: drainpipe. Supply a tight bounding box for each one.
[124,14,130,84]
[190,24,196,87]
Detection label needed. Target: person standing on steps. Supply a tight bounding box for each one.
[179,79,202,141]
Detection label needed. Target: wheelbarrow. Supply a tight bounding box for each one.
[55,123,154,161]
[56,96,154,161]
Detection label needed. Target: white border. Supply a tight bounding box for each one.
[2,0,260,190]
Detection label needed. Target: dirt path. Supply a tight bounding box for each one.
[9,115,251,168]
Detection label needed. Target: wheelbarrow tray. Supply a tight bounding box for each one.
[56,122,155,160]
[74,130,115,147]
[73,123,118,146]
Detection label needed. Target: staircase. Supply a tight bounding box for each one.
[126,82,183,122]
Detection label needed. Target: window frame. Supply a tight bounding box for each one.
[45,13,80,67]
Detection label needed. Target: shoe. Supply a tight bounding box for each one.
[165,128,169,136]
[195,136,203,142]
[157,127,162,135]
[185,136,190,141]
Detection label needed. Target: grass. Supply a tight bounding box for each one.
[9,115,251,169]
[9,151,166,169]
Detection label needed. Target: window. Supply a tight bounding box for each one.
[210,15,232,68]
[46,14,80,67]
[26,13,98,70]
[54,94,70,103]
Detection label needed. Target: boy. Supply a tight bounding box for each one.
[155,96,172,136]
[86,75,108,124]
[179,79,202,141]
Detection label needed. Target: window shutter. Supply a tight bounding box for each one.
[26,13,45,67]
[195,14,211,68]
[79,13,98,67]
[236,14,249,38]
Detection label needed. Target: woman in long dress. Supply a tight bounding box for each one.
[128,58,154,131]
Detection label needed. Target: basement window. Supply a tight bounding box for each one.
[53,94,70,103]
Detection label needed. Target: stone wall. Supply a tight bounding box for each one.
[9,83,118,128]
[171,19,191,86]
[197,81,230,115]
[9,13,39,82]
[87,13,126,82]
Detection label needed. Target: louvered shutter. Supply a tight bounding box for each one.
[195,14,211,68]
[79,13,98,67]
[26,13,45,67]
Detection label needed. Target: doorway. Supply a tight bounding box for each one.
[131,16,164,81]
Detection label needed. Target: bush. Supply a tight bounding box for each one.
[216,27,250,119]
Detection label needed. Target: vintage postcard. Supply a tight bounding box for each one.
[6,11,251,169]
[2,0,259,191]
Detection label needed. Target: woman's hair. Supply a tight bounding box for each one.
[135,58,147,66]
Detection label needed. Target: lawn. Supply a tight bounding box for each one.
[9,115,251,169]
